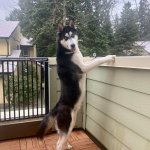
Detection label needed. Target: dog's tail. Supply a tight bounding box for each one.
[37,107,57,139]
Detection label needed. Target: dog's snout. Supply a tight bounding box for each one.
[71,44,75,48]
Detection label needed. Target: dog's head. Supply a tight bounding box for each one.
[57,21,78,54]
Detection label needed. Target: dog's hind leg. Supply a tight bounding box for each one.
[56,110,78,150]
[56,132,72,150]
[56,132,73,150]
[65,110,78,149]
[56,133,69,150]
[56,134,62,149]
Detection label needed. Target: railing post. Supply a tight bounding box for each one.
[44,59,50,114]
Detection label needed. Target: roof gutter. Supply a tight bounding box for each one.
[0,37,8,39]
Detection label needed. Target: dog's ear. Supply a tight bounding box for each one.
[57,23,63,32]
[69,20,75,28]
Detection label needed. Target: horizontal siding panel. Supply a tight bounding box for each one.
[87,92,150,141]
[86,117,129,150]
[87,79,150,118]
[87,104,150,150]
[87,67,150,95]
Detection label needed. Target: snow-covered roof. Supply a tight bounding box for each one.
[21,35,33,46]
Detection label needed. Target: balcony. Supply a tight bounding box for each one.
[0,56,150,150]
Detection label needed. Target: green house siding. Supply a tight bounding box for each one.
[86,66,150,150]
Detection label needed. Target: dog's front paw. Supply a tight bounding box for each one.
[66,143,72,149]
[105,55,116,62]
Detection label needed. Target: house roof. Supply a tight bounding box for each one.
[135,41,150,53]
[0,21,19,38]
[21,35,33,46]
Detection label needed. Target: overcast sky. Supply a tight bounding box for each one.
[0,0,19,20]
[0,0,140,21]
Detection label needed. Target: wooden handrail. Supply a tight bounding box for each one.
[48,56,150,70]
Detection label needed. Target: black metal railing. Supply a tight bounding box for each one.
[0,57,49,121]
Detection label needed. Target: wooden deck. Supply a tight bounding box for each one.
[0,130,101,150]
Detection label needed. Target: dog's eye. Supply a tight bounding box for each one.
[65,36,69,41]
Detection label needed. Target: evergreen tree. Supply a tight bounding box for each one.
[7,0,115,57]
[78,0,115,56]
[7,0,65,56]
[113,14,119,32]
[114,2,139,55]
[139,0,150,40]
[6,9,21,21]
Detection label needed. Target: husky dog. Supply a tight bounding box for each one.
[37,21,115,150]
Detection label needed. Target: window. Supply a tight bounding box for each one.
[21,47,30,57]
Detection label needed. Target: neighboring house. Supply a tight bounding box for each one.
[0,21,37,104]
[0,21,36,57]
[0,21,20,56]
[135,41,150,55]
[20,35,36,57]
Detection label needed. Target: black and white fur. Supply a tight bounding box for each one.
[37,21,115,150]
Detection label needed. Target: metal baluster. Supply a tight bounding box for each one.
[45,59,49,114]
[36,61,38,116]
[7,60,11,120]
[22,61,25,118]
[17,61,20,119]
[27,60,29,118]
[40,61,43,115]
[2,61,6,121]
[12,61,15,120]
[31,60,34,117]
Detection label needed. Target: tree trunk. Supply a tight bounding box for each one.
[63,0,67,26]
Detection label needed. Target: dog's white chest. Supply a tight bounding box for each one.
[74,74,86,111]
[71,50,87,111]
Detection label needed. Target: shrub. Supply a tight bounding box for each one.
[4,62,40,107]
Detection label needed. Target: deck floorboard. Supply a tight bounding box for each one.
[0,130,101,150]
